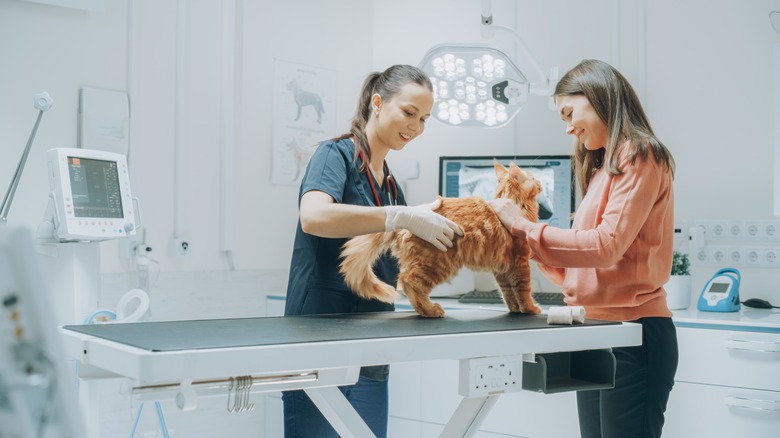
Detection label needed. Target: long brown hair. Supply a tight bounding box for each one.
[554,59,675,195]
[334,65,432,172]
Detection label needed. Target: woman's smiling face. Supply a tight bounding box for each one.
[556,94,608,150]
[371,82,433,152]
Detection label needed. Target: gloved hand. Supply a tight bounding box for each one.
[385,198,463,252]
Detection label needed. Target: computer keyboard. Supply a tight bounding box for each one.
[457,289,504,304]
[458,290,566,306]
[532,292,567,306]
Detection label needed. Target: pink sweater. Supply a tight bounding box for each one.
[512,149,674,322]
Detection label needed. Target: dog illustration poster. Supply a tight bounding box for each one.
[272,59,337,186]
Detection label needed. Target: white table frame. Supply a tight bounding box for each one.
[61,311,641,438]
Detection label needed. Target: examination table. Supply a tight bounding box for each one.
[61,309,641,437]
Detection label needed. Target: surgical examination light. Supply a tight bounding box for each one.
[418,0,557,128]
[419,44,529,128]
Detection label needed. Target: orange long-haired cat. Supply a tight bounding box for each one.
[339,161,543,318]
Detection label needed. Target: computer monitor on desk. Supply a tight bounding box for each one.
[439,155,574,229]
[435,155,575,299]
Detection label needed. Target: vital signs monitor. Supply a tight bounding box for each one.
[45,148,137,241]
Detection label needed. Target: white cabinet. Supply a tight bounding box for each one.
[664,327,780,437]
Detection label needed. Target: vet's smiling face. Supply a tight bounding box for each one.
[373,83,433,152]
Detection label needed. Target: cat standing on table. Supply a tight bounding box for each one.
[490,59,679,438]
[283,64,462,438]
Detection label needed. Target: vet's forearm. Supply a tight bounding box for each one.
[300,202,387,238]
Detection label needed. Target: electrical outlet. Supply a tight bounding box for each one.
[726,221,744,239]
[762,221,780,241]
[727,247,744,265]
[762,248,780,268]
[692,248,709,266]
[458,355,522,397]
[709,246,728,265]
[743,248,763,267]
[708,221,727,239]
[169,237,190,257]
[745,221,762,239]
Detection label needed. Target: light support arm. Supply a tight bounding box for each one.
[479,0,556,97]
[1,92,54,225]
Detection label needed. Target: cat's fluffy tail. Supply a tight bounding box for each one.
[339,232,397,303]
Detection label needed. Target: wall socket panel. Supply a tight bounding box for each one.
[690,219,780,241]
[458,355,523,398]
[693,245,780,268]
[686,219,780,269]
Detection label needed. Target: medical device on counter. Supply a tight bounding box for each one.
[697,268,741,312]
[42,148,139,242]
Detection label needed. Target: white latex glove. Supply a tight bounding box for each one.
[385,199,463,252]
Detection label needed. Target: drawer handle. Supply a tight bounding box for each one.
[724,338,780,353]
[725,395,780,412]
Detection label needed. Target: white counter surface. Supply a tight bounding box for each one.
[671,306,780,332]
[273,294,780,333]
[399,297,780,333]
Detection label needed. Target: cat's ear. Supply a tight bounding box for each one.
[493,159,508,179]
[508,162,525,181]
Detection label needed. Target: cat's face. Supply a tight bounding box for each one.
[493,161,542,206]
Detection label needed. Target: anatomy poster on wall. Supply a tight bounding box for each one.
[271,59,337,186]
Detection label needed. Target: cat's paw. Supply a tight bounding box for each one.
[417,303,445,318]
[527,304,542,314]
[519,303,542,314]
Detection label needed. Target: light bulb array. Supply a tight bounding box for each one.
[420,44,529,128]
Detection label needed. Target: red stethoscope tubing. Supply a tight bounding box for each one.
[358,150,397,206]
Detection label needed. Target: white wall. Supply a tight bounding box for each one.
[0,0,374,276]
[646,0,780,294]
[374,0,780,299]
[2,0,780,294]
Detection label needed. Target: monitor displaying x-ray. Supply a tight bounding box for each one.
[46,148,136,241]
[439,155,574,228]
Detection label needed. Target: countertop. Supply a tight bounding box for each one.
[269,294,780,333]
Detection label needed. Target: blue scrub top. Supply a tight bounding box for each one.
[285,137,406,317]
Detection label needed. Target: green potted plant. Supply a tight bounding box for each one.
[665,251,691,310]
[671,251,691,276]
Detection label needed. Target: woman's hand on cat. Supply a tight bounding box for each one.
[384,199,463,252]
[488,199,529,237]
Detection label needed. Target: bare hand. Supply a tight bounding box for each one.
[488,199,528,235]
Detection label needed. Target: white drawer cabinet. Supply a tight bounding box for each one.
[664,326,780,437]
[665,382,780,437]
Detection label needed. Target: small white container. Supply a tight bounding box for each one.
[665,275,692,310]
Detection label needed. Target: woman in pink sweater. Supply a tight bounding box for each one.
[491,59,678,438]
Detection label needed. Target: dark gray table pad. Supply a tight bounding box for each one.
[63,309,617,352]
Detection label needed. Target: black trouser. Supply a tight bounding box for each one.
[577,317,678,438]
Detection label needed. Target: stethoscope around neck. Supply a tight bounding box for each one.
[358,150,398,206]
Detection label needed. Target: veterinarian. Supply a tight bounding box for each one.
[490,59,678,438]
[282,64,463,438]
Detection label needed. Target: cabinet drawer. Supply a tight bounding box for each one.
[676,327,780,391]
[665,381,780,437]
